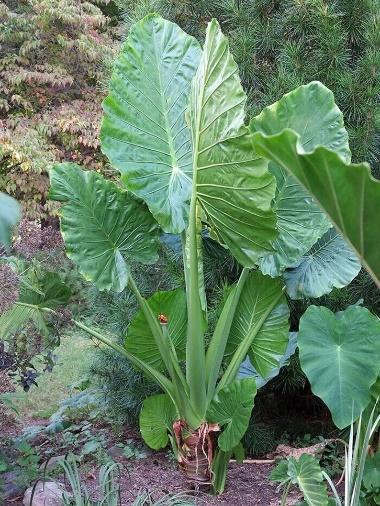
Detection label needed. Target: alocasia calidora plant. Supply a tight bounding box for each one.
[44,15,380,493]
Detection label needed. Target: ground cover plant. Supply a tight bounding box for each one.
[1,11,380,503]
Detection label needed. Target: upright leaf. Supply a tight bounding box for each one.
[49,163,159,292]
[252,84,380,287]
[188,19,277,267]
[251,82,351,276]
[0,192,21,249]
[126,289,187,371]
[284,229,361,299]
[207,378,257,451]
[298,305,380,428]
[139,394,177,450]
[226,271,289,378]
[288,454,329,506]
[101,15,201,233]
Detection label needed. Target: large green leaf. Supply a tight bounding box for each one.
[363,452,380,490]
[270,454,329,506]
[226,270,289,378]
[0,272,71,340]
[207,378,257,451]
[101,15,201,233]
[188,19,277,267]
[284,229,361,300]
[49,163,159,292]
[125,289,187,371]
[250,82,351,277]
[20,272,71,309]
[298,305,380,428]
[252,85,380,287]
[0,192,21,249]
[238,332,297,388]
[139,394,177,450]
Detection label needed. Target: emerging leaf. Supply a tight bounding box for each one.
[126,289,187,371]
[49,163,159,292]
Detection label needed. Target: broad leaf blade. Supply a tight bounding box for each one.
[238,332,297,388]
[20,272,71,309]
[288,454,329,506]
[285,229,361,299]
[49,163,159,292]
[251,82,351,276]
[226,271,289,378]
[298,305,380,428]
[207,378,257,451]
[101,15,201,233]
[189,19,277,267]
[139,394,176,450]
[0,192,21,249]
[126,289,187,371]
[252,85,380,287]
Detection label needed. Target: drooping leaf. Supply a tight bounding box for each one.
[250,82,351,277]
[284,229,361,300]
[126,289,187,371]
[0,192,21,249]
[20,272,71,309]
[252,85,380,287]
[257,165,331,277]
[49,163,159,292]
[287,454,329,506]
[101,15,201,233]
[298,305,380,428]
[188,19,277,267]
[270,459,290,483]
[207,378,257,451]
[226,271,289,378]
[238,332,297,388]
[139,394,177,450]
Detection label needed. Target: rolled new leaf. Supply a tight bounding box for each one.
[49,163,159,292]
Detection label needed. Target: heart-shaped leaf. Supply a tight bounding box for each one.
[139,394,176,450]
[298,305,380,428]
[251,81,351,277]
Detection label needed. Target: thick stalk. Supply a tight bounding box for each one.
[216,289,285,392]
[281,481,291,506]
[185,195,207,418]
[205,268,249,402]
[128,277,200,426]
